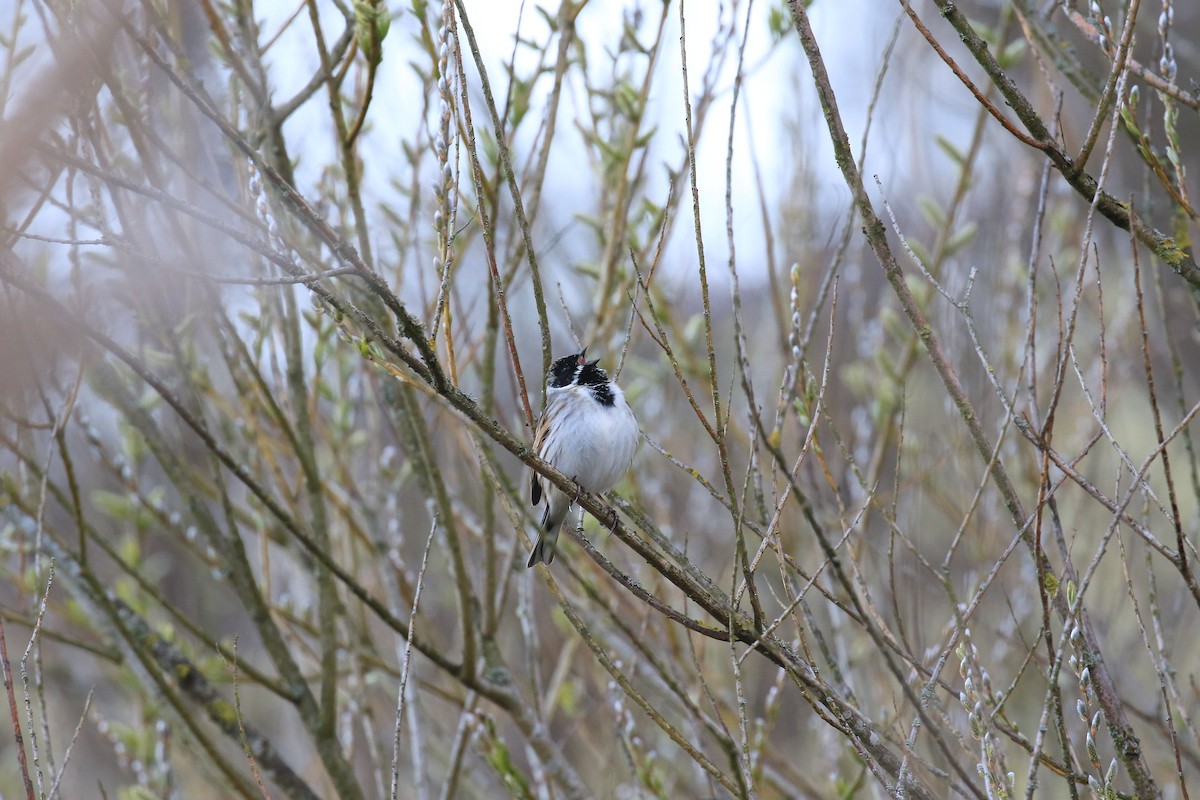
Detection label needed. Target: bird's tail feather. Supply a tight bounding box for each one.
[527,503,567,568]
[526,532,555,567]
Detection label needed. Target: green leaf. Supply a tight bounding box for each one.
[917,194,946,229]
[145,485,167,510]
[935,136,966,167]
[614,81,641,119]
[119,421,147,464]
[973,20,998,48]
[998,39,1026,68]
[944,222,978,256]
[480,716,532,797]
[11,44,35,68]
[510,78,531,128]
[906,237,932,268]
[534,4,557,33]
[767,4,790,43]
[119,534,141,566]
[92,490,135,521]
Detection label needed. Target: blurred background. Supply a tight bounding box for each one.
[1,0,1199,797]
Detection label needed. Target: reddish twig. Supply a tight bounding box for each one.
[0,619,35,800]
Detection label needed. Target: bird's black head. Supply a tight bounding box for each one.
[548,350,587,388]
[548,349,614,403]
[575,359,610,389]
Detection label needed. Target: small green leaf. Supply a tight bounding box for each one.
[11,44,36,68]
[767,4,790,42]
[935,136,966,167]
[92,490,135,521]
[944,222,978,256]
[145,486,167,510]
[534,4,557,33]
[998,39,1026,68]
[906,237,932,268]
[118,534,141,566]
[917,194,946,229]
[119,421,147,464]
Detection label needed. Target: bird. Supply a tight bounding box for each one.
[527,349,639,568]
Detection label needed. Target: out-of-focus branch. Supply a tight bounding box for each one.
[786,2,1163,797]
[912,0,1200,289]
[39,538,323,800]
[453,0,552,379]
[0,10,116,200]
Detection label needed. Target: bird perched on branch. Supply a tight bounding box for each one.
[527,349,639,568]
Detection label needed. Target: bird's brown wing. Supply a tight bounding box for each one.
[530,400,565,507]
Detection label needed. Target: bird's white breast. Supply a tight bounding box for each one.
[542,383,638,494]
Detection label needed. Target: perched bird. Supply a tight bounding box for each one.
[527,349,639,568]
